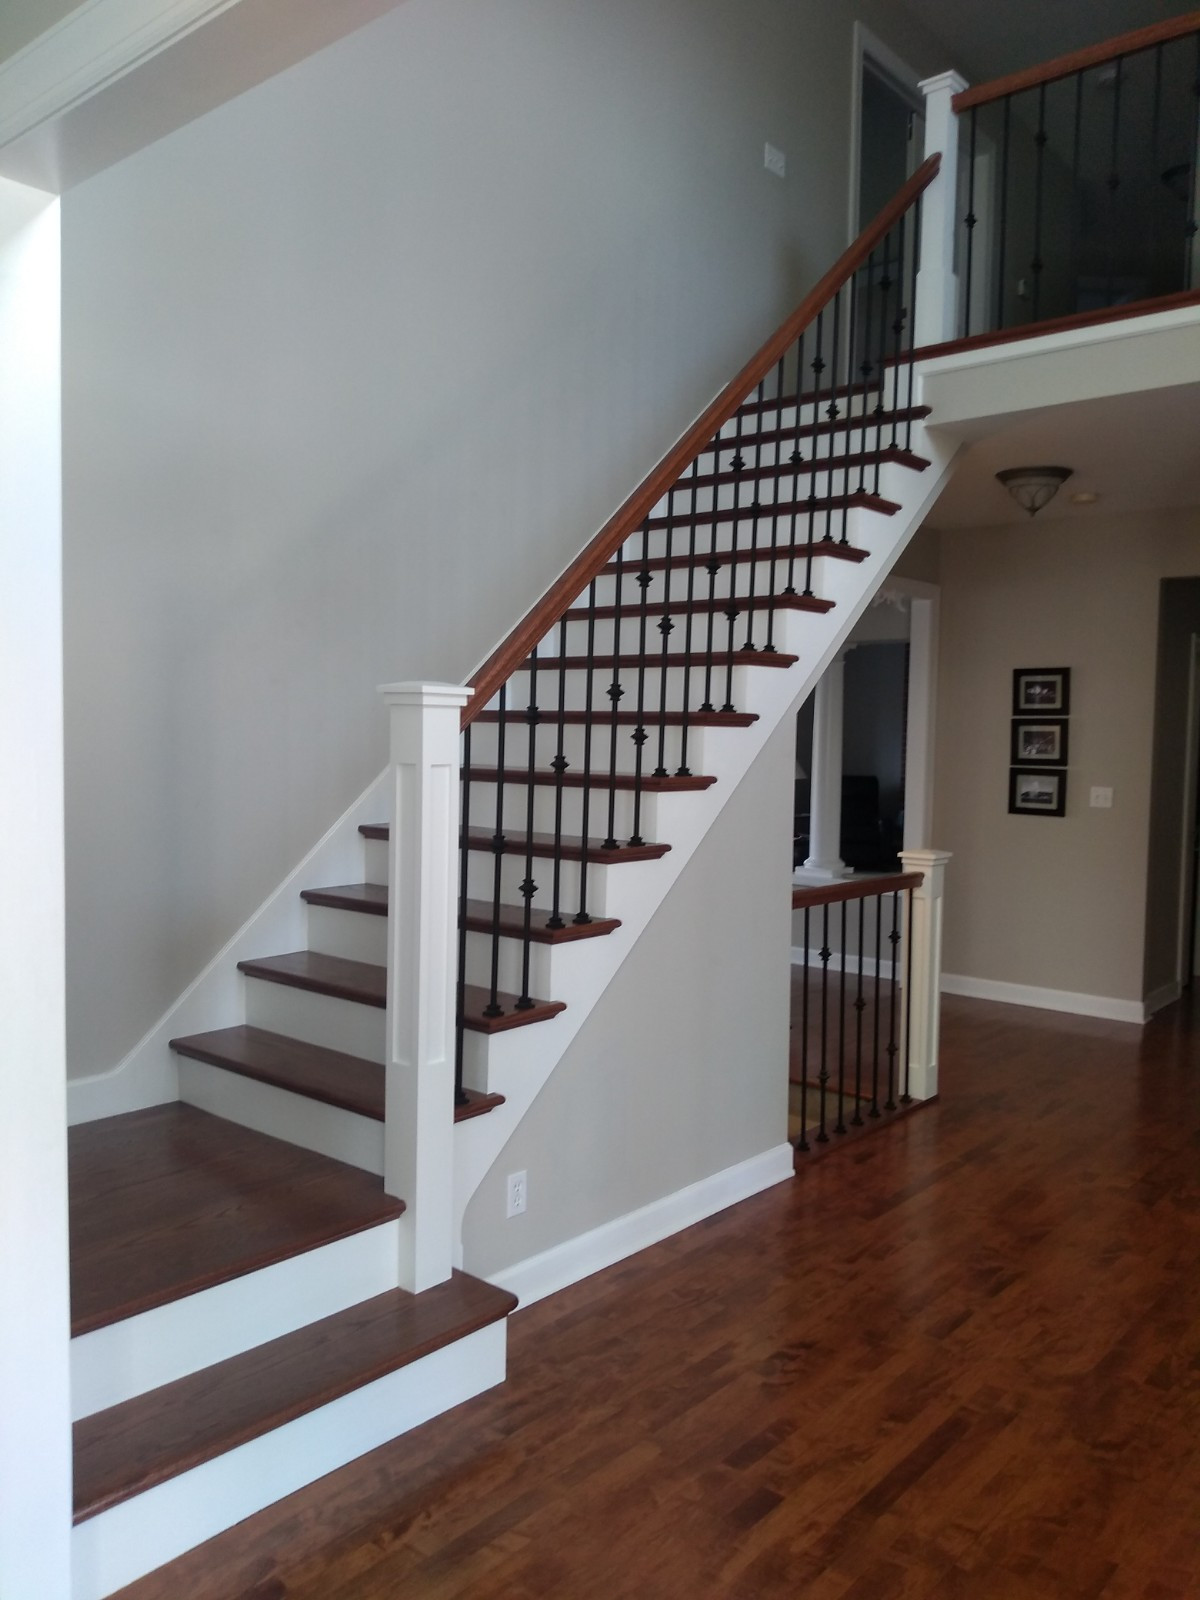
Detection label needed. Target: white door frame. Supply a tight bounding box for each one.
[885,575,940,850]
[848,22,924,245]
[1174,632,1200,989]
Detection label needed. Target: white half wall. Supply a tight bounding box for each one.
[0,177,72,1600]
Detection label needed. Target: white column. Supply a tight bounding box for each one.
[804,652,850,879]
[915,70,969,348]
[378,681,472,1294]
[0,181,72,1600]
[898,848,952,1100]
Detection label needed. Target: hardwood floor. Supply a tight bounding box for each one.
[115,993,1200,1599]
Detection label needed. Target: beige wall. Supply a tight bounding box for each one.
[463,719,794,1278]
[933,508,1200,1004]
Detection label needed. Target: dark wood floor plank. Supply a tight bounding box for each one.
[75,1271,517,1524]
[69,1105,403,1335]
[113,995,1200,1600]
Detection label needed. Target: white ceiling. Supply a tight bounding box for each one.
[924,383,1200,530]
[902,0,1192,84]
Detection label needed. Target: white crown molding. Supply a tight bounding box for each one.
[0,0,246,150]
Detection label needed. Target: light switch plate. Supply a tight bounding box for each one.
[1090,786,1113,809]
[764,142,786,178]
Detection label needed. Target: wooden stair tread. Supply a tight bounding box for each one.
[643,490,899,530]
[676,445,929,492]
[462,898,621,942]
[68,1105,404,1337]
[518,650,798,671]
[238,950,386,1007]
[601,539,869,577]
[360,822,670,865]
[300,882,387,915]
[463,765,717,792]
[461,984,567,1033]
[171,1025,387,1120]
[561,594,833,622]
[730,404,931,450]
[72,1270,517,1523]
[474,709,758,726]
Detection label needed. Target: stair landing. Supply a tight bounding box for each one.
[69,1104,405,1336]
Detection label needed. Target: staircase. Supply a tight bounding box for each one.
[65,157,959,1597]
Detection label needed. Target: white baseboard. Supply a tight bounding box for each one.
[941,972,1145,1025]
[1143,980,1182,1019]
[71,1320,507,1600]
[486,1144,795,1311]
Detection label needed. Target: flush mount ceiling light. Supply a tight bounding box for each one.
[995,465,1073,518]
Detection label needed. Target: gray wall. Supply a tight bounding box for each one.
[463,719,794,1278]
[933,509,1200,1004]
[61,0,957,1079]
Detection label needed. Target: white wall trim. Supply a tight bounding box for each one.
[1144,980,1182,1019]
[941,972,1145,1025]
[487,1144,794,1311]
[71,1320,507,1600]
[0,0,246,150]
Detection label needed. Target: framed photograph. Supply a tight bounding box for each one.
[1010,718,1069,766]
[1008,768,1067,817]
[1013,667,1070,715]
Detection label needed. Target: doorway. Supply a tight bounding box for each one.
[849,25,924,241]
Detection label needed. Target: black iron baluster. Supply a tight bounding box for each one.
[963,107,978,338]
[763,352,786,650]
[857,254,875,491]
[573,582,597,925]
[797,906,811,1152]
[905,196,922,452]
[870,888,882,1117]
[873,233,892,495]
[484,683,508,1017]
[455,723,472,1106]
[1151,44,1165,293]
[823,289,841,544]
[721,603,739,714]
[840,275,859,544]
[516,651,540,1009]
[996,94,1012,330]
[817,902,830,1143]
[889,212,907,448]
[1070,70,1084,312]
[807,310,825,548]
[852,892,866,1126]
[835,897,848,1134]
[602,546,626,850]
[886,888,900,1111]
[1106,56,1125,307]
[1031,83,1048,323]
[1187,34,1200,290]
[742,381,763,654]
[546,617,569,929]
[630,525,652,846]
[677,455,701,778]
[653,519,675,777]
[902,883,916,1104]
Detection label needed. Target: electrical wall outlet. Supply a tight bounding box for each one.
[764,142,786,178]
[506,1170,527,1217]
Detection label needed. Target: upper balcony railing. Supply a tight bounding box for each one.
[933,11,1200,344]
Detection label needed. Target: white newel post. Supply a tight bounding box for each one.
[915,70,968,348]
[804,651,850,879]
[378,681,472,1294]
[898,848,951,1101]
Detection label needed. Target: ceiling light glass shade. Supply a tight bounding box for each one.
[995,465,1073,517]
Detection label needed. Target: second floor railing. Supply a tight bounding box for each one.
[949,11,1200,342]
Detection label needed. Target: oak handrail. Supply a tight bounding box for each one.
[792,872,923,911]
[462,152,942,727]
[953,10,1200,113]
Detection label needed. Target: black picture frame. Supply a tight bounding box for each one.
[1008,767,1067,817]
[1013,667,1071,715]
[1010,717,1070,766]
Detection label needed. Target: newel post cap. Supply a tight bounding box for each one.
[918,69,969,99]
[377,681,473,710]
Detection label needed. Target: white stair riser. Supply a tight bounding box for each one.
[362,837,388,882]
[71,1321,508,1600]
[305,903,388,965]
[465,717,707,776]
[70,1218,401,1420]
[503,663,758,716]
[464,846,613,917]
[463,778,660,844]
[178,1058,384,1176]
[244,975,385,1061]
[462,931,554,998]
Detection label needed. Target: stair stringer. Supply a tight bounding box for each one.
[67,770,390,1125]
[452,418,961,1259]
